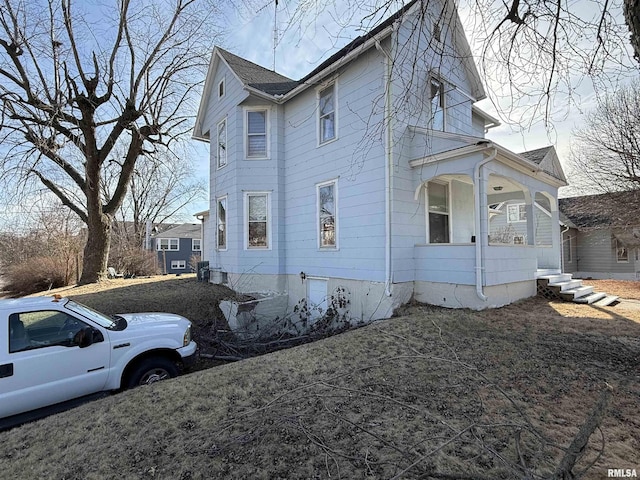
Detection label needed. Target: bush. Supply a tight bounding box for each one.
[4,256,71,295]
[109,247,159,277]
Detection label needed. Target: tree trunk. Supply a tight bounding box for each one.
[79,211,112,284]
[624,0,640,64]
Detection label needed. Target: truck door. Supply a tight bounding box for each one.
[0,310,110,419]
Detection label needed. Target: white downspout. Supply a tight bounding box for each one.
[376,39,394,297]
[560,224,570,273]
[474,147,497,301]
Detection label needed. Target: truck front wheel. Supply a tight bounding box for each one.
[127,357,179,388]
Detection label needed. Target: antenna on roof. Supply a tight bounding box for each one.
[273,0,278,71]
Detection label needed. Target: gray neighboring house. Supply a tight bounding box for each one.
[151,224,202,275]
[559,190,640,280]
[193,0,567,321]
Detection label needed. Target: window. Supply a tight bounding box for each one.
[433,23,442,42]
[217,196,227,250]
[616,240,629,263]
[192,239,201,251]
[245,193,270,249]
[246,109,267,158]
[217,118,227,168]
[317,180,338,248]
[157,238,179,251]
[427,181,449,243]
[429,77,445,131]
[507,204,527,223]
[566,235,572,263]
[318,84,336,144]
[218,78,225,98]
[171,260,186,270]
[513,235,525,245]
[9,311,96,353]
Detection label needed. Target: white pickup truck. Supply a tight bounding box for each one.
[0,295,197,420]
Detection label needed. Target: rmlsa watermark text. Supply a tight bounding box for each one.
[608,469,637,478]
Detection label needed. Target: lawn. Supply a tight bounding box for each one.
[1,276,639,479]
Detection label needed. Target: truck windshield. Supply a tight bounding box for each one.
[65,300,116,329]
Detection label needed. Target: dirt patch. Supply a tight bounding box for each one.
[580,278,640,301]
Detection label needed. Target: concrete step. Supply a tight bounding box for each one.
[592,295,620,307]
[548,279,584,292]
[560,285,595,301]
[537,274,573,286]
[535,269,562,277]
[573,292,607,304]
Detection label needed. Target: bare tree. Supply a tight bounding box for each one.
[568,79,640,193]
[0,0,221,283]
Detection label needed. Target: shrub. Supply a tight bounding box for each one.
[109,247,159,277]
[4,256,71,295]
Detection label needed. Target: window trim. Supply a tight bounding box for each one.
[566,235,573,263]
[192,239,201,251]
[216,196,227,251]
[317,81,338,146]
[426,180,451,244]
[156,238,179,251]
[507,203,527,223]
[428,76,445,132]
[616,239,629,263]
[218,78,225,98]
[171,260,186,270]
[316,179,339,250]
[216,117,227,169]
[244,107,269,159]
[244,191,272,250]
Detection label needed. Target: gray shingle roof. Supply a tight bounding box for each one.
[218,49,298,96]
[153,223,201,239]
[559,190,640,230]
[520,146,553,165]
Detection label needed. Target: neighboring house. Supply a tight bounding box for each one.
[193,0,567,321]
[151,224,202,275]
[559,190,640,280]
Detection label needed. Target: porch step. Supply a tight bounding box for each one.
[547,279,584,292]
[573,292,607,304]
[593,295,620,307]
[536,274,619,307]
[559,285,594,301]
[537,274,573,286]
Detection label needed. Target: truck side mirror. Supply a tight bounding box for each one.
[74,327,94,348]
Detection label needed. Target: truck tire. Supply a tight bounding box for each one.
[127,357,179,388]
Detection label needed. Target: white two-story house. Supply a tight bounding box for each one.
[193,0,567,322]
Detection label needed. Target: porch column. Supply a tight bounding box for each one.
[525,189,535,246]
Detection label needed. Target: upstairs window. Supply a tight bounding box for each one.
[317,180,338,248]
[429,77,445,131]
[427,181,449,243]
[319,84,336,144]
[433,23,442,43]
[246,110,267,158]
[218,79,225,98]
[507,203,527,223]
[217,118,227,168]
[157,238,179,251]
[192,239,201,251]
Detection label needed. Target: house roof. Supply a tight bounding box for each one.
[520,146,552,165]
[153,223,201,239]
[194,0,486,140]
[558,190,640,230]
[519,146,567,183]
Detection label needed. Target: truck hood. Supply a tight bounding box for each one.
[116,312,190,329]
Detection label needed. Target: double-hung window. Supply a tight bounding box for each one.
[192,239,201,251]
[507,203,527,223]
[217,119,227,168]
[157,238,179,251]
[429,77,445,131]
[217,196,227,250]
[317,180,338,248]
[319,84,336,144]
[616,239,629,262]
[245,192,270,249]
[246,110,267,158]
[427,181,449,243]
[171,260,186,270]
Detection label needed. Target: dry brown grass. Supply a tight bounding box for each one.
[0,277,638,479]
[584,279,640,301]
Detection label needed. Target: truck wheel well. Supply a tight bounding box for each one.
[121,349,182,389]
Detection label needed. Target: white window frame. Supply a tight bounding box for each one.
[245,108,269,159]
[244,192,271,250]
[317,81,337,146]
[217,196,227,251]
[566,235,572,263]
[507,203,527,223]
[192,239,201,251]
[171,260,186,270]
[616,239,629,263]
[218,78,225,98]
[156,238,179,251]
[428,76,445,131]
[426,180,450,244]
[217,118,227,169]
[316,179,338,249]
